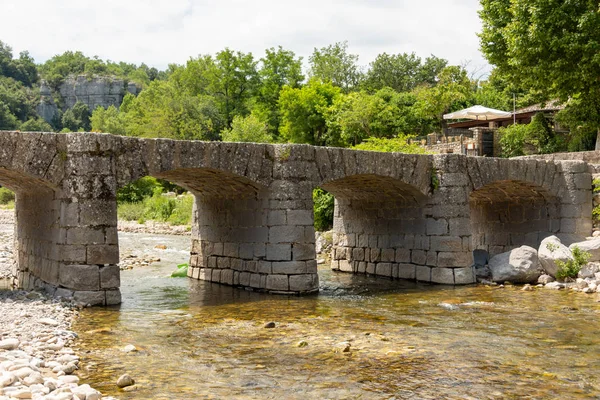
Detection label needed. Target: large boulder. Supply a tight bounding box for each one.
[569,238,600,262]
[489,245,541,283]
[538,236,573,277]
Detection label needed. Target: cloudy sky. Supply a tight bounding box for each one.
[1,0,488,73]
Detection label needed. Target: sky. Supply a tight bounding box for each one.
[1,0,489,74]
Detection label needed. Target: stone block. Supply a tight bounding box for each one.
[239,272,251,286]
[87,244,119,265]
[376,263,392,277]
[199,268,211,281]
[221,269,234,285]
[269,226,305,243]
[395,248,411,263]
[289,274,318,292]
[339,260,352,272]
[239,243,254,259]
[257,261,272,274]
[292,243,315,261]
[272,261,308,274]
[266,243,291,261]
[105,289,122,305]
[59,264,99,291]
[431,267,454,284]
[437,251,471,268]
[369,248,381,262]
[416,265,431,282]
[381,248,395,262]
[217,257,231,269]
[266,275,289,291]
[357,261,367,273]
[454,267,475,284]
[352,247,365,261]
[253,243,266,258]
[60,245,86,263]
[60,202,79,227]
[366,263,376,274]
[287,210,313,226]
[448,218,471,237]
[73,290,106,306]
[426,251,437,266]
[231,258,244,271]
[430,236,462,252]
[397,263,416,280]
[66,227,105,245]
[426,219,448,235]
[211,269,221,283]
[411,250,426,265]
[268,210,286,226]
[223,243,239,258]
[99,265,120,289]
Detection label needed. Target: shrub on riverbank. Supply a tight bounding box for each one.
[118,192,193,225]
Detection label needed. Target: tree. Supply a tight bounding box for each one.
[90,105,126,135]
[309,41,361,93]
[279,79,341,146]
[255,46,304,136]
[20,118,53,132]
[479,0,600,148]
[413,66,473,132]
[221,114,271,143]
[351,134,428,154]
[363,53,448,93]
[61,101,91,132]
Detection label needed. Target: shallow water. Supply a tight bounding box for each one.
[74,232,600,399]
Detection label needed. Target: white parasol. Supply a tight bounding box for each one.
[443,105,512,121]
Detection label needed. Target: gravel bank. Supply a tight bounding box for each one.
[0,291,116,399]
[117,220,190,236]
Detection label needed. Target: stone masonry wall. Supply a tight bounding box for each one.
[0,131,594,305]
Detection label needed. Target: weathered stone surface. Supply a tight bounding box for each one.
[539,236,572,277]
[59,265,99,291]
[489,246,541,283]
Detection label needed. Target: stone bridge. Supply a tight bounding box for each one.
[0,131,593,305]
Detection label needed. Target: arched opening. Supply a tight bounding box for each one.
[0,169,60,292]
[320,174,429,280]
[116,168,270,295]
[469,180,560,257]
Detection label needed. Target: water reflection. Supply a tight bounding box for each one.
[73,233,600,399]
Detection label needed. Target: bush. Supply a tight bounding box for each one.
[0,187,15,204]
[498,124,529,157]
[313,188,334,231]
[117,202,145,222]
[555,246,590,281]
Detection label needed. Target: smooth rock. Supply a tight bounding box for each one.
[545,282,565,290]
[263,322,276,329]
[489,246,541,283]
[38,318,60,327]
[538,274,555,284]
[570,238,600,262]
[521,284,533,291]
[116,374,135,388]
[538,236,572,277]
[122,344,137,353]
[0,338,19,350]
[579,263,600,279]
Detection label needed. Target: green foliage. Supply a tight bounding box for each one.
[309,41,361,93]
[117,192,193,226]
[313,188,334,232]
[20,118,53,132]
[498,124,529,158]
[555,246,590,281]
[279,79,342,146]
[117,176,163,203]
[479,0,600,141]
[351,134,428,154]
[0,187,15,204]
[0,41,38,87]
[61,101,91,132]
[90,105,126,135]
[221,114,271,143]
[363,53,447,93]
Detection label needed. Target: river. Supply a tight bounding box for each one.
[73,232,600,399]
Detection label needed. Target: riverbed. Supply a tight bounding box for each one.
[73,232,600,399]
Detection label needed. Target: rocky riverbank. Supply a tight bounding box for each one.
[117,220,190,236]
[0,291,116,399]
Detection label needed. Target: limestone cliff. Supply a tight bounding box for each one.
[36,75,139,123]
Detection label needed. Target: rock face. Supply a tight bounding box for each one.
[489,246,541,283]
[538,236,572,277]
[570,238,600,262]
[36,76,139,124]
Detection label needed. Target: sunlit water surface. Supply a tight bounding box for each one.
[73,232,600,399]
